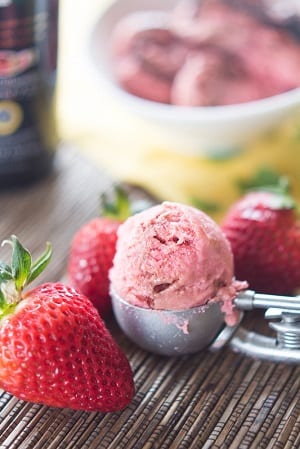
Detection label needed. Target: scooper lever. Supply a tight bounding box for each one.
[212,290,300,363]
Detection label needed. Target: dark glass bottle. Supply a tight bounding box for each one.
[0,0,59,188]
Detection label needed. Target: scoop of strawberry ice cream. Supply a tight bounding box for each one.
[111,11,187,104]
[170,0,300,97]
[110,202,247,325]
[170,0,259,49]
[109,1,300,106]
[238,26,300,94]
[171,50,271,106]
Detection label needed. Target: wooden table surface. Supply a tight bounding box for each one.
[0,146,299,449]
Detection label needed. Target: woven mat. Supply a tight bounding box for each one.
[0,146,299,449]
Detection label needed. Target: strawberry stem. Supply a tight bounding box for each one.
[0,236,52,315]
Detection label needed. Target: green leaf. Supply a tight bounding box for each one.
[0,289,5,309]
[267,193,296,210]
[27,242,52,284]
[0,261,12,282]
[191,198,221,214]
[237,167,290,194]
[101,184,132,221]
[9,236,32,292]
[236,167,297,211]
[0,236,53,312]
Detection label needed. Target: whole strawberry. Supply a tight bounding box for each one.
[0,236,134,412]
[68,186,133,317]
[221,190,300,295]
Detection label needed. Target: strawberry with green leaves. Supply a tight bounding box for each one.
[221,189,300,295]
[0,236,134,412]
[68,186,134,317]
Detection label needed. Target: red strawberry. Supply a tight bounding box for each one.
[68,218,120,317]
[221,190,300,295]
[0,236,134,412]
[68,186,133,317]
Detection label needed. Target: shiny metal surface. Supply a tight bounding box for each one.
[111,290,226,356]
[235,290,300,312]
[111,288,300,362]
[234,290,300,361]
[229,327,300,364]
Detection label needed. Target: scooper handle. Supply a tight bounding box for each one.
[235,290,300,313]
[211,290,300,363]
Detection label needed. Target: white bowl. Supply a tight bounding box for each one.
[90,0,300,156]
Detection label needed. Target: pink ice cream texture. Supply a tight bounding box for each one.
[110,202,247,325]
[110,0,300,106]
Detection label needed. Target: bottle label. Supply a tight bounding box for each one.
[0,100,23,135]
[0,0,58,180]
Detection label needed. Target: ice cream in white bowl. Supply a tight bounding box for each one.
[90,0,300,156]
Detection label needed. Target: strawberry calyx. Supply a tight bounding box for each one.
[100,184,152,221]
[238,167,290,195]
[265,190,297,211]
[242,174,298,212]
[0,235,52,318]
[101,185,133,222]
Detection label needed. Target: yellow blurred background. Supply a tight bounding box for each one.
[57,0,300,222]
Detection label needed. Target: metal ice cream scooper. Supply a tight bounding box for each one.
[111,288,300,363]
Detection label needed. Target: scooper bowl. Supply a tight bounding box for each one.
[111,289,234,356]
[111,288,300,363]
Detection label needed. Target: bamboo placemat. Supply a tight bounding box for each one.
[0,146,299,449]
